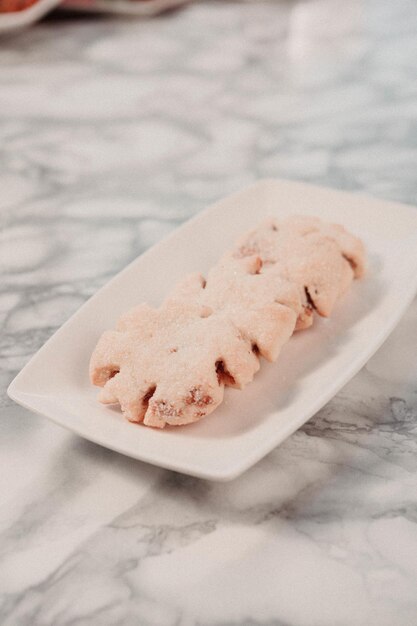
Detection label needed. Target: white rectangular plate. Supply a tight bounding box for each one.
[8,180,417,481]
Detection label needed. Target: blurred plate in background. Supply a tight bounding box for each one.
[0,0,191,33]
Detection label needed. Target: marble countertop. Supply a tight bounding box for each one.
[1,1,417,624]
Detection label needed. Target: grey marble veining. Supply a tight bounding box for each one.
[1,1,417,624]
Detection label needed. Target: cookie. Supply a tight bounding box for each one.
[233,215,364,323]
[90,300,259,428]
[319,221,366,278]
[266,215,366,278]
[168,254,300,361]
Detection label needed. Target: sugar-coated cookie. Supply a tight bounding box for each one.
[168,255,299,361]
[233,215,364,324]
[90,301,259,428]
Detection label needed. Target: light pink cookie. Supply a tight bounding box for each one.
[168,255,300,361]
[319,222,366,278]
[268,215,366,278]
[90,300,259,428]
[233,215,364,324]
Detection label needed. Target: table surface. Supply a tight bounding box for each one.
[1,1,417,625]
